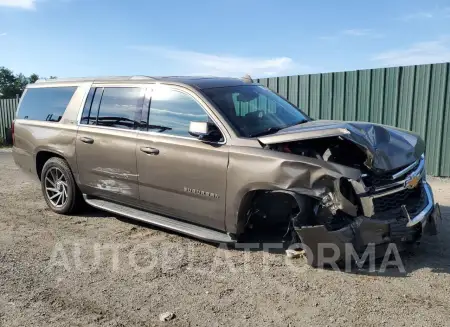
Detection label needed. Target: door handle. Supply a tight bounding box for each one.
[140,146,160,155]
[80,136,94,144]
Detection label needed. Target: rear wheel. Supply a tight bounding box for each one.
[41,157,82,214]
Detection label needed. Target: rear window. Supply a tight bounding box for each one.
[17,87,77,122]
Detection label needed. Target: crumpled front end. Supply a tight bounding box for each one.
[253,121,441,266]
[294,155,441,266]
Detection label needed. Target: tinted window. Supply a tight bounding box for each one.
[148,88,208,137]
[17,87,77,122]
[93,87,143,130]
[203,85,308,138]
[232,92,277,117]
[80,88,100,125]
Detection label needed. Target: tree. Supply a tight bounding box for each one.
[29,74,40,84]
[0,67,44,99]
[0,67,18,98]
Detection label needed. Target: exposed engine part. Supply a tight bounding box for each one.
[267,136,368,171]
[314,202,355,231]
[267,142,323,160]
[321,192,340,215]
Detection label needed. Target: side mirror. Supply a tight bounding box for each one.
[189,121,223,143]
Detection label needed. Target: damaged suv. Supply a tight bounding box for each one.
[13,75,441,264]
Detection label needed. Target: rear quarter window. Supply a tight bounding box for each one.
[17,87,77,122]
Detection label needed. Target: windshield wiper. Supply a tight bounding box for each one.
[283,119,308,129]
[249,119,308,138]
[249,127,283,138]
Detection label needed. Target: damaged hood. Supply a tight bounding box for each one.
[258,120,425,172]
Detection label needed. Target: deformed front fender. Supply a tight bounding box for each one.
[225,146,363,234]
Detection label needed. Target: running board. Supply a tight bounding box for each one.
[83,195,235,244]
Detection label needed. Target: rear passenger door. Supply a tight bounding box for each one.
[76,85,145,204]
[136,85,229,231]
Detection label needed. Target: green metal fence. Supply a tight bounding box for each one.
[1,63,449,176]
[256,63,450,177]
[0,98,18,143]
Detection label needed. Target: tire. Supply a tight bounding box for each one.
[40,157,82,214]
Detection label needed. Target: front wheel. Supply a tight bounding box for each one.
[41,157,81,214]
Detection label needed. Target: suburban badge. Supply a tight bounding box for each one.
[184,187,220,199]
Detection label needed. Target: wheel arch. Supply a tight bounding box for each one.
[235,188,317,236]
[35,150,67,180]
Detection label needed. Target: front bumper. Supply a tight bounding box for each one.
[295,180,442,267]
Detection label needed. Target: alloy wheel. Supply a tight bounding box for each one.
[44,167,69,208]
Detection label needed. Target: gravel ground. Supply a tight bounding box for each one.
[1,151,450,327]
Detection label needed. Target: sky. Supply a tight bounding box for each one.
[1,0,450,78]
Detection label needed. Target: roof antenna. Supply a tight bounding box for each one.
[241,74,254,84]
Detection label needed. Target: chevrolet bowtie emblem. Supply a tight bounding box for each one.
[404,173,421,189]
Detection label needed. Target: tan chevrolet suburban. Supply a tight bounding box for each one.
[12,75,441,264]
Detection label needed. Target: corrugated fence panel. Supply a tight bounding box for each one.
[259,78,269,88]
[2,99,13,138]
[344,71,358,121]
[0,98,18,142]
[321,73,333,120]
[357,69,371,122]
[6,99,13,134]
[440,69,450,177]
[370,68,385,124]
[426,63,448,176]
[333,72,345,121]
[0,102,5,140]
[383,67,400,127]
[412,64,432,139]
[397,65,415,131]
[298,75,310,115]
[258,62,450,176]
[287,75,299,107]
[309,74,321,119]
[278,76,288,98]
[268,78,278,93]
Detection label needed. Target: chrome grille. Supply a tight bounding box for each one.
[362,173,404,188]
[371,184,428,220]
[362,160,420,189]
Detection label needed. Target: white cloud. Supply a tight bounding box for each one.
[400,11,434,21]
[0,32,7,36]
[129,46,311,77]
[320,29,383,41]
[400,7,450,21]
[0,0,36,9]
[372,37,450,66]
[342,29,378,37]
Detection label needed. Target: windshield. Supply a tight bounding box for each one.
[202,85,309,138]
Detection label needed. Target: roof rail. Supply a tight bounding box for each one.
[129,75,155,80]
[34,76,156,84]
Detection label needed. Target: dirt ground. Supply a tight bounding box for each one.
[1,150,450,327]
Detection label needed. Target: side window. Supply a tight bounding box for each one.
[80,88,102,125]
[80,87,143,130]
[148,88,209,138]
[17,87,77,122]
